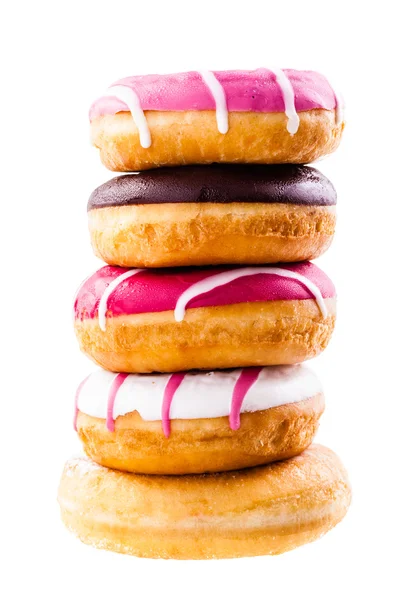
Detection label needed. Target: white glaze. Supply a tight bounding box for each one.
[76,365,322,422]
[174,266,328,322]
[198,70,229,133]
[268,68,300,134]
[108,85,152,148]
[98,269,143,331]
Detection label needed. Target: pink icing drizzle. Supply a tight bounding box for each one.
[106,374,129,432]
[74,263,335,322]
[161,373,186,437]
[73,375,91,431]
[229,368,263,430]
[89,69,338,121]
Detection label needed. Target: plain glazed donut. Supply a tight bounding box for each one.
[58,445,351,559]
[88,165,336,268]
[89,69,344,171]
[74,365,324,474]
[74,262,336,373]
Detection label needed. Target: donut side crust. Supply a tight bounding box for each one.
[58,445,351,559]
[88,203,336,267]
[76,394,324,474]
[74,298,336,373]
[91,109,344,171]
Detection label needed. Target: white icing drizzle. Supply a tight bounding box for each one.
[174,267,328,322]
[333,89,345,125]
[98,269,143,331]
[198,70,229,133]
[108,85,151,148]
[268,68,300,134]
[76,365,322,422]
[324,73,345,125]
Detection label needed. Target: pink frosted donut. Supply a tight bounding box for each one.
[90,69,340,120]
[89,68,344,171]
[74,262,337,373]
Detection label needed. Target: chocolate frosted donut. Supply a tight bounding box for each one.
[88,164,337,268]
[88,164,337,208]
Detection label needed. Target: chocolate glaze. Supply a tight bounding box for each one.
[88,164,336,210]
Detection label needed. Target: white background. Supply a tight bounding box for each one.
[2,1,399,598]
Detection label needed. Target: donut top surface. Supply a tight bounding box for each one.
[89,69,339,120]
[75,365,322,436]
[74,263,335,329]
[88,165,337,210]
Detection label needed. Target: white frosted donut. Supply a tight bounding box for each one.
[74,365,325,474]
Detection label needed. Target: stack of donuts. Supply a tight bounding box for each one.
[58,68,351,559]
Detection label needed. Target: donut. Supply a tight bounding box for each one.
[74,263,336,372]
[89,69,344,171]
[74,365,324,474]
[74,262,336,373]
[58,445,351,559]
[88,164,336,268]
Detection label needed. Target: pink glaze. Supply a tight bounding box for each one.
[74,263,335,322]
[106,374,129,432]
[73,375,91,431]
[89,69,337,120]
[161,373,186,437]
[229,368,263,430]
